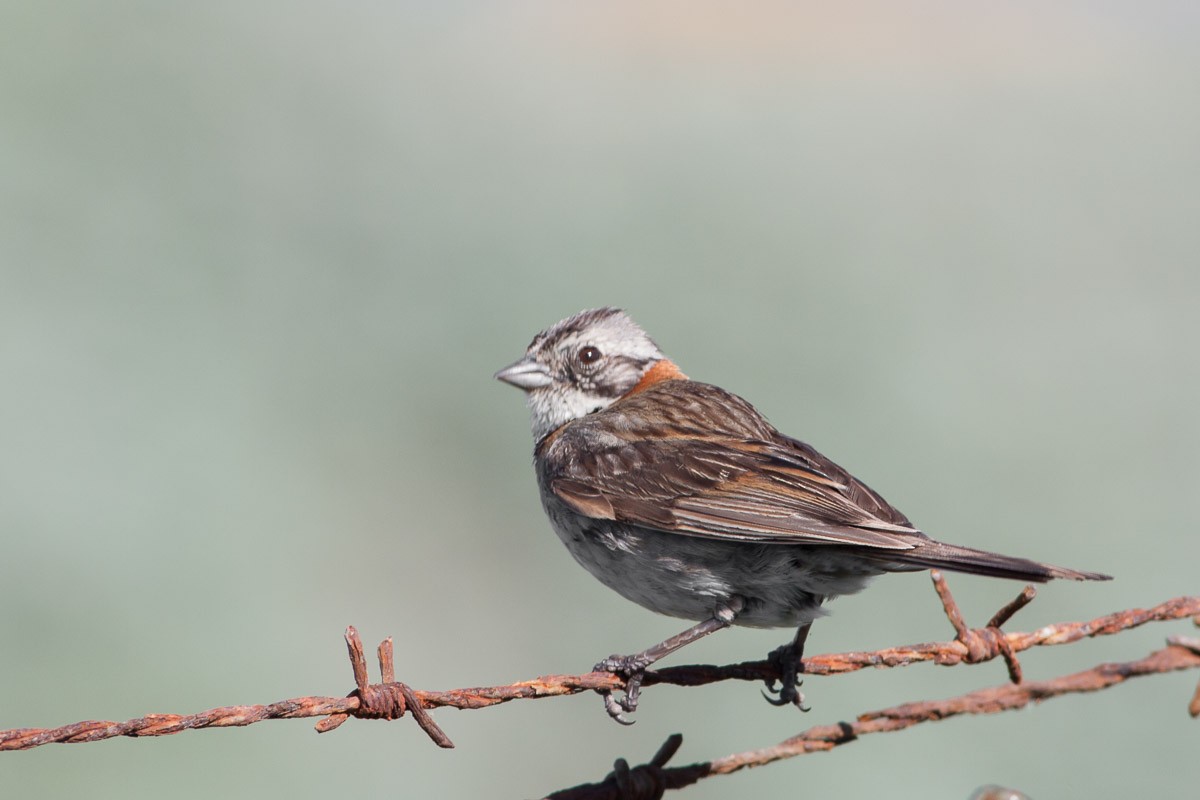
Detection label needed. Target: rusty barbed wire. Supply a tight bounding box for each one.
[543,638,1200,799]
[2,575,1198,753]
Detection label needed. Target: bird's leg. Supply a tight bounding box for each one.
[594,597,745,724]
[763,621,811,709]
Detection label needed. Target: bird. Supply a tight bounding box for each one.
[495,307,1110,722]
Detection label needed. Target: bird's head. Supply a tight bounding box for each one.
[495,307,680,442]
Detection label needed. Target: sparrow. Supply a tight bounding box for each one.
[495,307,1110,722]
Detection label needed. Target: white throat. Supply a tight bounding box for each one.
[526,387,611,442]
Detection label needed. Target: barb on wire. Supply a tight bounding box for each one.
[0,626,455,752]
[2,578,1198,754]
[931,570,1033,683]
[313,628,454,747]
[545,640,1200,799]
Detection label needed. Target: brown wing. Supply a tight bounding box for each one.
[540,381,926,551]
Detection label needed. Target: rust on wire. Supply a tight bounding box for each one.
[930,571,1031,683]
[544,642,1200,799]
[2,590,1199,754]
[314,627,453,748]
[1166,633,1200,717]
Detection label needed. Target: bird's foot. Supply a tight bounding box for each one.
[594,654,653,725]
[762,641,809,710]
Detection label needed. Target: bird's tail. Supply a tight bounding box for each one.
[884,541,1111,583]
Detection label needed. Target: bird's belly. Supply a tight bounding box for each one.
[543,502,883,629]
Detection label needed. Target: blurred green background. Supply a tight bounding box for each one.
[2,2,1197,798]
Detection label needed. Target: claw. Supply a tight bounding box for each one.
[761,672,805,706]
[594,655,648,723]
[594,654,651,674]
[765,684,808,709]
[761,673,807,707]
[601,691,637,725]
[586,603,747,723]
[762,623,811,711]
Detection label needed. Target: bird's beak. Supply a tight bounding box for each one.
[494,357,553,391]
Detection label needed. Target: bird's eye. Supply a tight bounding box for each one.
[577,345,602,366]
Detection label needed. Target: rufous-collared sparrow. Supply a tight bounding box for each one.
[496,307,1110,722]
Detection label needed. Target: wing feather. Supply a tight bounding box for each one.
[542,381,926,551]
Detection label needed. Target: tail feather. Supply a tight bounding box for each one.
[890,541,1112,583]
